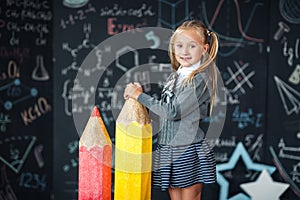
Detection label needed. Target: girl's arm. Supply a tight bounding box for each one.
[125,74,210,120]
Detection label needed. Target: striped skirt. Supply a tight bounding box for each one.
[152,139,216,191]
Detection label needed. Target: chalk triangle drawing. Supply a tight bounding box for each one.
[274,76,300,115]
[288,64,300,85]
[0,136,36,173]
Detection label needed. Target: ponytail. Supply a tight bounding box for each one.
[186,31,218,115]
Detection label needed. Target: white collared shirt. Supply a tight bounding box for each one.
[176,60,201,87]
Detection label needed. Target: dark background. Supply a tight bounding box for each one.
[0,0,299,199]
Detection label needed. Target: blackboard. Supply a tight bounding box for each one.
[0,0,299,199]
[52,0,300,200]
[266,0,300,200]
[0,0,53,199]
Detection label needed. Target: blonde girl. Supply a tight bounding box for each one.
[124,20,219,200]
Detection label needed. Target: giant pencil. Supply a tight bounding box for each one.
[78,106,112,200]
[115,98,152,200]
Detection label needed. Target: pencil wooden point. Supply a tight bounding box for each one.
[116,98,151,126]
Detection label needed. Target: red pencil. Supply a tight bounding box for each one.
[78,106,112,200]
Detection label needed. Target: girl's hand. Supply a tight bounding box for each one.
[124,82,143,100]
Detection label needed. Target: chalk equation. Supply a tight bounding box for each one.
[0,47,30,64]
[61,23,110,75]
[232,105,263,129]
[99,3,155,18]
[18,172,47,191]
[62,140,78,173]
[270,136,300,198]
[0,113,11,133]
[20,97,52,126]
[278,138,300,161]
[60,3,96,29]
[3,0,52,46]
[282,38,299,67]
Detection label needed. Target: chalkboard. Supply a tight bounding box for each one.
[52,0,298,200]
[0,0,299,199]
[0,0,53,199]
[266,0,300,200]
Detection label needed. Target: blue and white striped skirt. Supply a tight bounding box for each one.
[152,139,216,191]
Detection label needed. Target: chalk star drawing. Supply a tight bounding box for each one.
[217,142,276,200]
[274,76,300,115]
[0,136,36,173]
[0,79,38,110]
[241,169,289,200]
[225,61,255,96]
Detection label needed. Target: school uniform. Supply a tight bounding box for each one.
[137,62,216,191]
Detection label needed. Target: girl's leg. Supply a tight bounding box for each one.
[168,187,182,200]
[181,183,202,200]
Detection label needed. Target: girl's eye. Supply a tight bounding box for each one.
[174,44,197,49]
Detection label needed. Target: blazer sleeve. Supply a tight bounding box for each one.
[137,74,210,120]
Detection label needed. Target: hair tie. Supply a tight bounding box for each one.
[207,30,211,37]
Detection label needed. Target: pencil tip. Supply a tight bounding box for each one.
[91,106,100,117]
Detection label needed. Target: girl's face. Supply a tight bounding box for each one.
[173,29,209,67]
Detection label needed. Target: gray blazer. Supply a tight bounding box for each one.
[137,71,210,146]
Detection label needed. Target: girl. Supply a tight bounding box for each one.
[124,20,219,200]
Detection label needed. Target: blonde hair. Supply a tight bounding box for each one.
[168,20,219,115]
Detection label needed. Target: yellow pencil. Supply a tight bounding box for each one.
[114,98,152,200]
